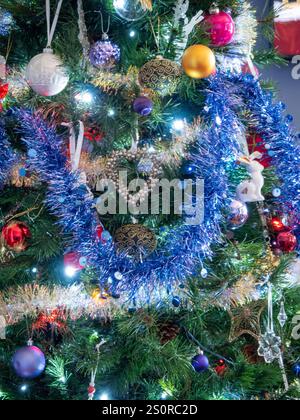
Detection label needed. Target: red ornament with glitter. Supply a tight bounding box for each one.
[202,7,235,47]
[276,231,297,253]
[0,83,8,100]
[269,217,285,233]
[1,221,31,252]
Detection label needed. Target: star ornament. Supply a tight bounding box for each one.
[228,300,267,342]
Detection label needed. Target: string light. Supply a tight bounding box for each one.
[99,392,110,400]
[75,91,93,104]
[64,266,77,278]
[32,267,38,274]
[20,385,28,392]
[129,30,136,38]
[107,109,116,117]
[172,119,185,132]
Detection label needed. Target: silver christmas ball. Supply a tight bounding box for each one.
[113,0,147,21]
[25,48,69,97]
[227,199,249,230]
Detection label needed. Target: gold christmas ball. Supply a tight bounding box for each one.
[139,56,182,95]
[115,224,157,259]
[182,45,216,79]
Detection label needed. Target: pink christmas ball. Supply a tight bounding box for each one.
[203,11,235,47]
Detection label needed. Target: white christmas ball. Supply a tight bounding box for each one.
[25,48,69,97]
[285,258,300,288]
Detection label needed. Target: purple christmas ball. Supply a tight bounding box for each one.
[132,96,153,116]
[12,345,46,379]
[192,353,209,373]
[89,40,120,69]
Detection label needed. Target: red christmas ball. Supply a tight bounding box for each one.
[63,252,85,271]
[270,217,285,233]
[0,83,9,100]
[202,10,235,47]
[1,221,31,252]
[215,359,227,377]
[276,231,297,253]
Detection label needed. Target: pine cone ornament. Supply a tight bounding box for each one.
[158,322,180,345]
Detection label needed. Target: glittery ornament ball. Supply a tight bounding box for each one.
[12,346,46,379]
[192,353,210,373]
[276,231,297,253]
[0,8,14,36]
[89,40,121,69]
[139,57,182,95]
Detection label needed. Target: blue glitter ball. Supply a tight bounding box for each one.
[293,363,300,377]
[0,8,14,36]
[89,40,120,69]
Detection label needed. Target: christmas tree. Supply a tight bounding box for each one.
[0,0,299,401]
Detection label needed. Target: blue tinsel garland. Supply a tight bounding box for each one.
[0,8,14,37]
[0,120,16,190]
[12,71,300,302]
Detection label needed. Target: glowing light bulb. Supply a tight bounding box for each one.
[75,91,93,104]
[108,109,115,117]
[32,267,38,274]
[64,265,77,278]
[114,0,126,10]
[161,391,168,399]
[129,30,136,38]
[20,385,28,392]
[172,119,185,132]
[99,392,109,400]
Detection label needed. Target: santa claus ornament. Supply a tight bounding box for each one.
[274,0,300,56]
[26,0,69,96]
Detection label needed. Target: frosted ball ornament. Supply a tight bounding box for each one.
[113,0,148,21]
[25,48,69,97]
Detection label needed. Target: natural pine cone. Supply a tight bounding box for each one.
[158,322,180,345]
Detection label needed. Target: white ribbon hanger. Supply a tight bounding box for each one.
[45,0,64,49]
